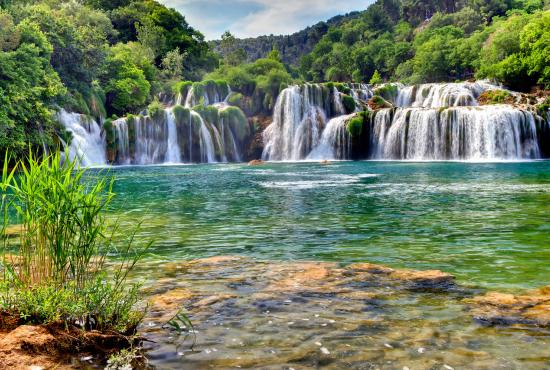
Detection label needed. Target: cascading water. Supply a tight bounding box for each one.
[263,81,547,162]
[262,84,362,161]
[365,81,542,160]
[307,114,355,160]
[165,109,181,163]
[368,106,540,160]
[58,109,107,166]
[110,82,248,165]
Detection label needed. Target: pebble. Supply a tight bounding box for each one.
[403,367,410,370]
[80,356,93,362]
[29,367,44,370]
[177,352,185,356]
[314,314,319,317]
[418,347,425,354]
[287,322,295,325]
[315,342,322,346]
[384,343,393,349]
[443,365,454,370]
[268,320,273,324]
[320,347,330,355]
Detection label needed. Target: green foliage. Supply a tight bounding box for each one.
[147,99,164,121]
[298,0,549,90]
[478,89,514,104]
[0,152,150,332]
[374,84,398,101]
[204,56,292,114]
[370,70,383,85]
[347,114,364,137]
[342,95,356,114]
[0,17,65,157]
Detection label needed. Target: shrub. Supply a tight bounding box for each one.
[148,99,164,121]
[342,94,356,114]
[0,152,150,332]
[477,89,515,105]
[374,84,399,101]
[347,115,364,137]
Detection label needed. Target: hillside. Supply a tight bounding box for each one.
[209,12,363,66]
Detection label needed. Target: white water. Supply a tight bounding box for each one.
[58,109,106,166]
[369,106,540,160]
[263,81,546,162]
[308,114,355,160]
[165,109,181,163]
[112,83,244,165]
[263,84,356,161]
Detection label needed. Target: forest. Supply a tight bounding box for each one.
[1,0,549,157]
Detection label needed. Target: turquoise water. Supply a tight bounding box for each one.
[108,161,550,291]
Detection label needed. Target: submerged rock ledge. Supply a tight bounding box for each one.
[147,256,548,329]
[140,256,550,369]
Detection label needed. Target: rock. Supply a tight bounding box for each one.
[248,159,265,166]
[320,160,331,165]
[466,288,550,326]
[346,263,395,275]
[192,294,235,308]
[389,269,455,289]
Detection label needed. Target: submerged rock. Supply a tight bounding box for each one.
[248,159,265,166]
[466,286,550,326]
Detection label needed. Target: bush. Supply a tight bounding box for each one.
[374,84,398,101]
[342,94,356,114]
[477,89,515,105]
[347,115,364,137]
[148,99,164,121]
[0,152,150,332]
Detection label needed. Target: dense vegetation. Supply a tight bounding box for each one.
[209,12,362,66]
[1,0,549,159]
[1,152,149,332]
[0,0,218,157]
[299,0,550,90]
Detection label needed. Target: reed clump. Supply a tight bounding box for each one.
[0,152,149,332]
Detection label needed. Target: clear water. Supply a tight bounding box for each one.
[108,161,550,291]
[98,161,550,369]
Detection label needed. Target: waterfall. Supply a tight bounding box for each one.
[113,118,130,165]
[368,106,541,160]
[394,81,501,108]
[109,80,247,165]
[58,109,106,166]
[308,114,355,160]
[262,81,546,162]
[191,111,216,163]
[165,109,181,163]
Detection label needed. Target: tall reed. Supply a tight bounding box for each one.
[0,152,149,331]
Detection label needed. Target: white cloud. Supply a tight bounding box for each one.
[158,0,370,40]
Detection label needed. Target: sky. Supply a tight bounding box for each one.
[158,0,370,40]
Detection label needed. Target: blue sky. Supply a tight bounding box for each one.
[158,0,370,40]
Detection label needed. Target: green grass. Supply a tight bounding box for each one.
[0,152,150,332]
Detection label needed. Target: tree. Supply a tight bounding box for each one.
[161,47,186,79]
[220,31,247,66]
[0,19,65,156]
[370,70,383,84]
[136,18,166,59]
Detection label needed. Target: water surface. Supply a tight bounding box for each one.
[109,160,550,291]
